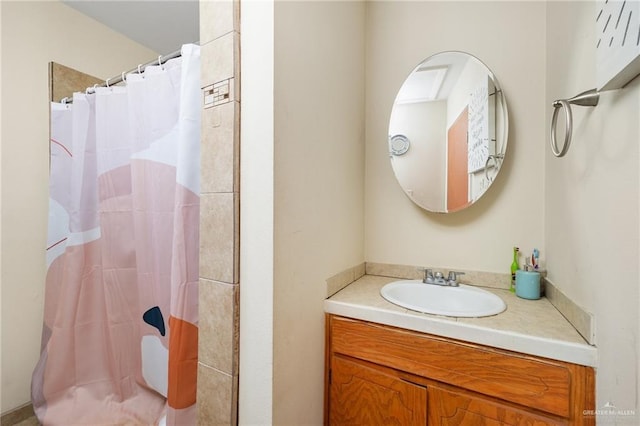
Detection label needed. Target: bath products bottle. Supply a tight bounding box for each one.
[510,247,519,293]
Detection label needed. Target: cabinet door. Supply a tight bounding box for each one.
[330,355,427,425]
[428,385,566,426]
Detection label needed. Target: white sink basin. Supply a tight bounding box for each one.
[380,280,506,318]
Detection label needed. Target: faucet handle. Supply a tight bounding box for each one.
[447,271,465,283]
[417,267,434,283]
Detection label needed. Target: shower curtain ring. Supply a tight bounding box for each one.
[158,55,164,70]
[121,72,126,84]
[106,78,111,88]
[138,64,143,74]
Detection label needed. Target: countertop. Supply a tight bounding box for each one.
[324,275,597,367]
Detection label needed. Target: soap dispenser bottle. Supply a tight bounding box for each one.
[510,247,519,293]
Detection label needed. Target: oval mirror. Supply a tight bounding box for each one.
[388,51,508,213]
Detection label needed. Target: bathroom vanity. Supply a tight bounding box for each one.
[339,45,599,425]
[324,275,596,425]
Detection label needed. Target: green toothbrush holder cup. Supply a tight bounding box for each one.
[515,270,541,300]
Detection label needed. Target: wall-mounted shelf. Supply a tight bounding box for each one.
[596,0,640,90]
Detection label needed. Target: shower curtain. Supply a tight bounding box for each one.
[32,44,200,426]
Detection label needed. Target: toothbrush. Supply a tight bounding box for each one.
[532,248,539,270]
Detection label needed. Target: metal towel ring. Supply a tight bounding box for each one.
[550,88,599,157]
[484,154,504,182]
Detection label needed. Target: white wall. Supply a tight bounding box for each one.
[239,0,274,424]
[365,1,546,273]
[272,1,365,424]
[239,1,365,424]
[0,1,157,414]
[545,2,640,422]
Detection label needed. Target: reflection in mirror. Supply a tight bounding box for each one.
[388,51,508,213]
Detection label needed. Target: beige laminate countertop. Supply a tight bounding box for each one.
[324,275,597,367]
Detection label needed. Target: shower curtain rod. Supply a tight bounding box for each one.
[59,47,183,104]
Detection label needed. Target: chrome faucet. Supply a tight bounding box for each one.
[421,268,464,287]
[433,271,446,285]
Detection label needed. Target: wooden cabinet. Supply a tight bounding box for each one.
[427,385,561,425]
[330,355,427,425]
[325,315,595,425]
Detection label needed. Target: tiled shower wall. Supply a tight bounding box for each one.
[197,1,240,425]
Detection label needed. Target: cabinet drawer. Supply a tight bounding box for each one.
[329,316,576,418]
